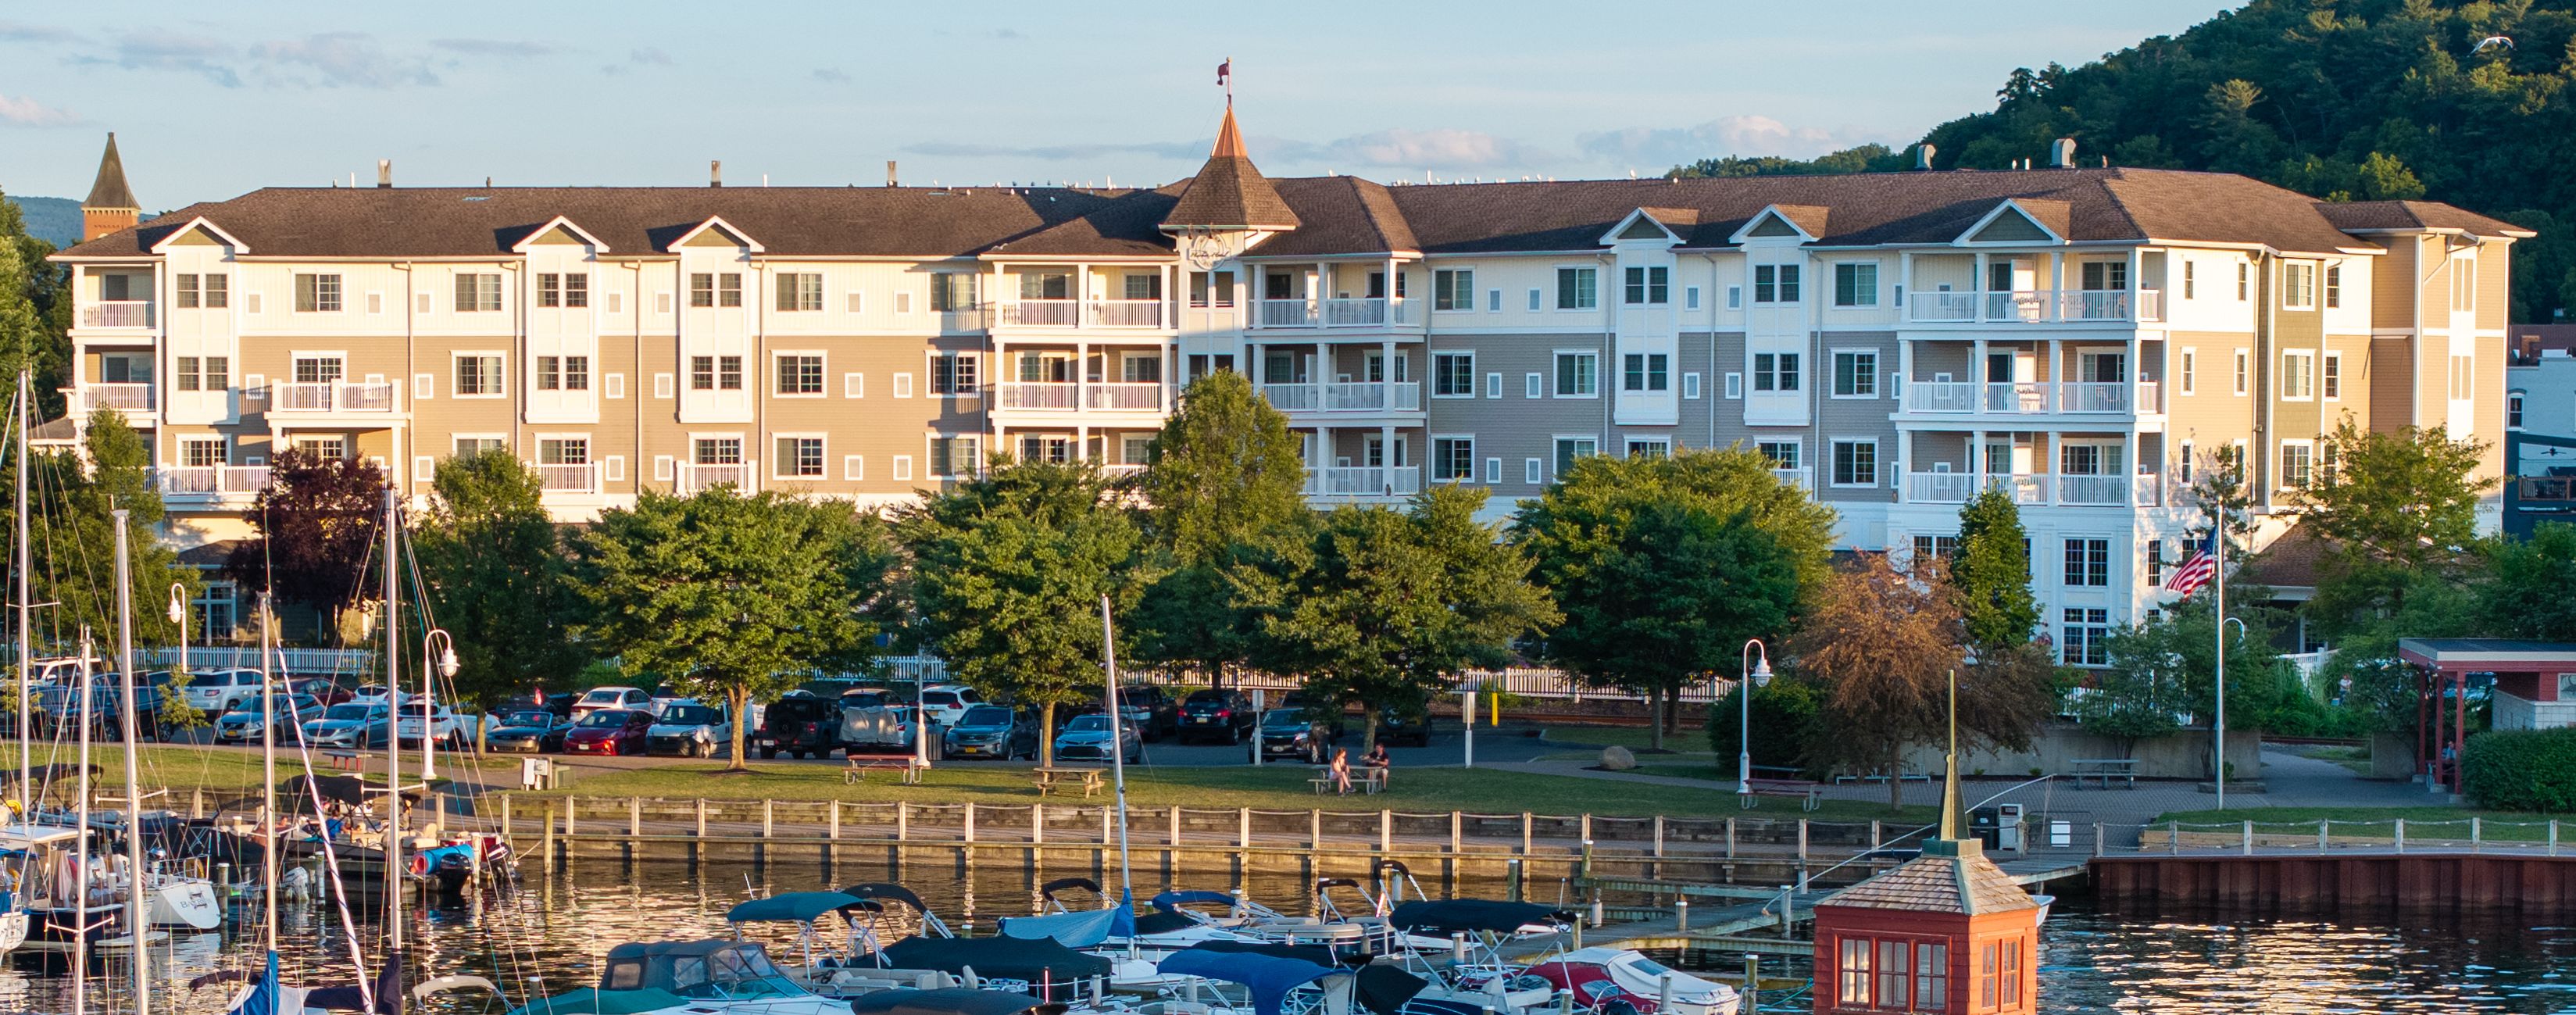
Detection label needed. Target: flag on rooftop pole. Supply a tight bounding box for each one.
[2164,531,2219,598]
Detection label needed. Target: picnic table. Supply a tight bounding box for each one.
[2067,758,2138,789]
[1740,777,1824,811]
[1309,767,1386,795]
[844,754,927,785]
[1033,767,1106,798]
[325,752,364,774]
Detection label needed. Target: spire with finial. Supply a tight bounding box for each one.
[1161,101,1298,233]
[1939,667,1962,841]
[81,132,141,242]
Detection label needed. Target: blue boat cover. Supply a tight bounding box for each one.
[1387,899,1564,935]
[1157,949,1348,1015]
[997,907,1113,948]
[1151,890,1234,913]
[506,988,686,1015]
[1111,888,1137,938]
[727,891,865,924]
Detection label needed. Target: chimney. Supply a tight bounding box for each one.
[1915,144,1937,171]
[377,159,391,188]
[2049,138,2077,168]
[886,160,899,187]
[709,159,723,188]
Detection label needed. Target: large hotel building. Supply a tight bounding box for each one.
[55,113,2523,663]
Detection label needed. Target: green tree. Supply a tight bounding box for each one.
[2478,523,2576,641]
[413,451,590,724]
[9,410,197,652]
[1705,676,1823,776]
[0,188,68,416]
[1250,485,1558,752]
[1951,488,2038,652]
[2085,595,2297,773]
[898,459,1145,765]
[1130,372,1309,687]
[575,489,895,770]
[1511,449,1833,748]
[223,449,388,642]
[2302,419,2492,627]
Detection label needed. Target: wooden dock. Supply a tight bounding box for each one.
[1542,853,2090,958]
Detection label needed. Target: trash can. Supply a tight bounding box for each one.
[1969,806,2003,848]
[1995,803,2026,852]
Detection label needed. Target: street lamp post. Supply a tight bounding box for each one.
[2217,616,2246,811]
[165,584,188,681]
[1738,639,1773,796]
[421,628,458,781]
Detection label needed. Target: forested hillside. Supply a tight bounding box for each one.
[1674,0,2576,323]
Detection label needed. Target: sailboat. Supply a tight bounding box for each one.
[106,506,223,933]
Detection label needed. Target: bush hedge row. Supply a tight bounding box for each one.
[2462,727,2576,812]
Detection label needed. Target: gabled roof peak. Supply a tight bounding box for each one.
[1160,106,1298,232]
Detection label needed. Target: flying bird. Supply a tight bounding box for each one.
[2474,35,2514,53]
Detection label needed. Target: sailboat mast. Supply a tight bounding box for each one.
[381,485,403,965]
[72,631,91,1015]
[114,508,149,1015]
[259,593,278,950]
[1097,596,1133,906]
[15,370,30,817]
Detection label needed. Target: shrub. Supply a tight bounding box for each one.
[1706,677,1823,777]
[2460,727,2576,812]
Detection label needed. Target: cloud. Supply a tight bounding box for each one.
[0,21,80,44]
[253,32,438,88]
[1284,128,1549,171]
[75,29,241,87]
[990,28,1023,40]
[813,67,850,84]
[431,38,554,57]
[1577,115,1875,167]
[0,95,76,127]
[630,48,672,66]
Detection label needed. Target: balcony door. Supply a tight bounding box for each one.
[1263,349,1306,385]
[100,352,153,384]
[2060,441,2122,477]
[2078,351,2127,383]
[1016,352,1073,384]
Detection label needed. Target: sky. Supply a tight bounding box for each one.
[0,3,2238,209]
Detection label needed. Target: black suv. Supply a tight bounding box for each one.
[1115,684,1180,741]
[1376,706,1436,747]
[1177,688,1255,745]
[757,691,840,759]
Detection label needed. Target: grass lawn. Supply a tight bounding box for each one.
[519,759,1935,824]
[2149,805,2574,842]
[9,744,515,799]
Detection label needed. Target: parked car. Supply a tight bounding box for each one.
[647,701,731,757]
[24,656,98,688]
[1115,684,1179,741]
[563,709,654,756]
[573,686,654,717]
[36,677,168,740]
[837,689,907,756]
[290,677,353,707]
[385,706,498,749]
[180,668,266,714]
[757,692,840,759]
[302,702,389,749]
[914,684,984,729]
[487,709,573,753]
[1252,707,1337,763]
[942,705,1036,760]
[503,690,574,719]
[1177,688,1255,745]
[214,693,323,744]
[1052,713,1144,763]
[1376,707,1435,748]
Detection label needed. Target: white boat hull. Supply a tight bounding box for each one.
[0,910,25,955]
[149,877,223,929]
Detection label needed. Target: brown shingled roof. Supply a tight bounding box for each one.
[2316,200,2535,238]
[1820,841,2038,916]
[1159,108,1299,232]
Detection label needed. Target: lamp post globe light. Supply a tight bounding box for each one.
[166,584,189,681]
[422,628,458,780]
[1738,639,1773,796]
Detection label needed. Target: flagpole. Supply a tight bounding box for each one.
[2213,522,2227,812]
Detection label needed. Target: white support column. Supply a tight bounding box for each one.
[1381,338,1397,408]
[2123,428,2140,506]
[1380,423,1397,495]
[1160,344,1175,413]
[2047,338,2063,412]
[2047,252,2065,321]
[1971,338,1989,416]
[1973,253,1988,323]
[1899,252,1914,321]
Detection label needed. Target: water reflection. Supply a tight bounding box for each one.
[21,857,2576,1013]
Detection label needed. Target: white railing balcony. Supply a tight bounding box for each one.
[2056,474,2132,506]
[1259,299,1318,327]
[676,463,755,495]
[1904,381,1978,413]
[1322,298,1385,327]
[271,381,398,413]
[538,463,599,494]
[994,381,1081,411]
[1099,463,1147,479]
[1086,299,1164,328]
[1309,466,1423,498]
[2060,381,2161,413]
[78,383,155,411]
[1084,382,1165,412]
[1770,466,1813,490]
[156,464,270,496]
[81,302,154,328]
[1983,382,2051,413]
[938,307,991,333]
[1906,289,2163,324]
[1000,299,1079,327]
[1907,472,2049,505]
[1263,381,1422,414]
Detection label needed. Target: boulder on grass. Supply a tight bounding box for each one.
[1599,745,1638,771]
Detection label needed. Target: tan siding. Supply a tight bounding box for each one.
[2370,238,2417,328]
[2478,242,2513,333]
[2367,337,2416,434]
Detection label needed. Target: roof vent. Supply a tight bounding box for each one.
[377,159,391,188]
[1916,144,1936,170]
[2048,138,2076,168]
[887,160,899,187]
[710,160,723,188]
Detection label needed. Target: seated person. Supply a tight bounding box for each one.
[1359,742,1391,784]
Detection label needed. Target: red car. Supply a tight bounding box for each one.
[290,677,354,708]
[563,709,652,756]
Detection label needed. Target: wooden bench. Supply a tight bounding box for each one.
[845,755,927,785]
[1308,767,1386,795]
[1032,767,1105,798]
[1740,777,1824,811]
[2067,758,2138,789]
[324,752,364,774]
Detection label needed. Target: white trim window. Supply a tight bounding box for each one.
[2510,390,2526,429]
[535,355,591,391]
[2062,538,2110,588]
[1623,435,1671,459]
[2282,263,2316,309]
[1830,439,1878,488]
[1555,267,1599,310]
[929,352,979,396]
[2178,348,2196,396]
[1682,372,1702,399]
[691,355,746,391]
[453,435,505,458]
[1831,350,1878,398]
[774,435,827,478]
[454,273,501,313]
[928,435,982,478]
[454,353,504,397]
[538,272,590,309]
[1551,436,1598,477]
[294,273,341,313]
[1620,352,1669,393]
[1554,352,1599,397]
[2281,350,2315,400]
[2322,352,2342,400]
[2324,264,2342,308]
[1753,264,1801,303]
[1431,436,1475,481]
[2062,609,2110,667]
[1433,352,1477,398]
[1622,266,1670,306]
[1752,352,1801,392]
[1724,372,1743,398]
[776,353,827,396]
[776,273,824,312]
[1831,263,1878,307]
[1756,440,1800,470]
[1434,269,1475,312]
[2232,349,2249,396]
[2280,439,2316,489]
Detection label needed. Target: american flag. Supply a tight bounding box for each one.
[2164,531,2219,597]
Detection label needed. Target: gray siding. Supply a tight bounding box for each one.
[1421,331,1610,499]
